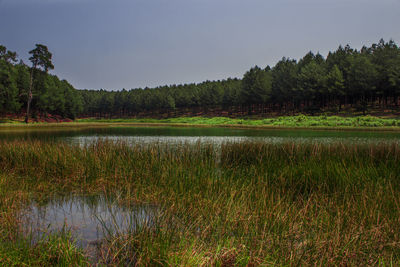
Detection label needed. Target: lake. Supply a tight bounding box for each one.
[1,125,400,145]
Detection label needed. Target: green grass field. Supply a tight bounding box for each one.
[2,115,400,132]
[77,115,400,129]
[0,140,400,265]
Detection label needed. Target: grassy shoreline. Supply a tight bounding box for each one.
[1,140,400,265]
[1,115,400,132]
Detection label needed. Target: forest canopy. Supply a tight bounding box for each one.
[0,39,399,119]
[0,44,82,120]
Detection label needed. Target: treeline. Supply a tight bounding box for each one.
[0,45,82,119]
[78,78,242,117]
[1,39,400,120]
[79,39,400,117]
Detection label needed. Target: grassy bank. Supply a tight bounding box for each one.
[2,115,400,131]
[77,115,400,129]
[0,140,400,265]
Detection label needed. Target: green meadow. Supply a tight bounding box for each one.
[2,115,400,133]
[76,115,400,129]
[0,139,400,265]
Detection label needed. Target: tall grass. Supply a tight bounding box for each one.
[1,140,400,265]
[0,181,88,266]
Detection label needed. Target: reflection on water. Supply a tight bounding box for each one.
[20,195,157,249]
[1,126,400,145]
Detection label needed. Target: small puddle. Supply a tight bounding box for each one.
[19,195,157,260]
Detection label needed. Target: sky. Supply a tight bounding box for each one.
[1,0,399,90]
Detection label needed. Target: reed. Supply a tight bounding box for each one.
[1,140,400,265]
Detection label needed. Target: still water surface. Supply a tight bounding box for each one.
[1,126,400,144]
[20,195,157,250]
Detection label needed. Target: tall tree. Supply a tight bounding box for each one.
[0,45,17,63]
[241,66,272,105]
[271,58,298,110]
[297,58,327,109]
[370,39,400,106]
[347,53,377,113]
[26,44,54,123]
[0,45,20,115]
[326,65,345,111]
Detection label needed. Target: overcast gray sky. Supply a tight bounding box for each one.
[1,0,399,90]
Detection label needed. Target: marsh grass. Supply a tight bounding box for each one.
[1,140,400,265]
[0,216,88,266]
